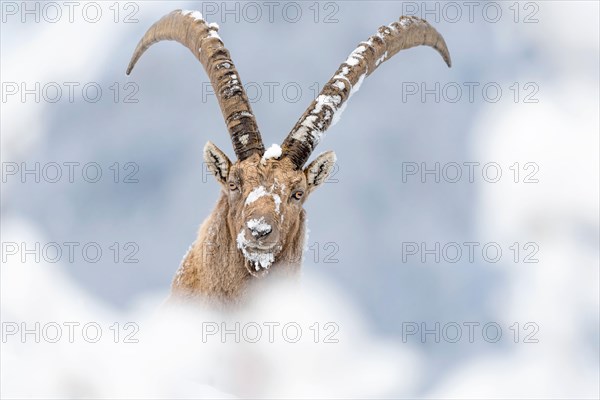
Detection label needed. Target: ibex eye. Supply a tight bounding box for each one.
[228,182,238,191]
[292,191,304,200]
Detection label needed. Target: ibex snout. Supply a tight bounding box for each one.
[237,214,281,272]
[246,216,274,239]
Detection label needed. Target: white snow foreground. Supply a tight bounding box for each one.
[1,219,417,399]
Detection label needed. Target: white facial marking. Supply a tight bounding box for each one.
[236,230,275,270]
[247,217,272,237]
[273,194,281,213]
[245,186,268,205]
[245,185,283,215]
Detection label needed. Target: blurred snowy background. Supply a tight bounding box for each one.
[1,1,598,398]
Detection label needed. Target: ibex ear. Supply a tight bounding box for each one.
[304,151,336,193]
[204,141,231,185]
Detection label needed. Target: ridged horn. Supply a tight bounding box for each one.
[281,16,451,169]
[126,10,264,160]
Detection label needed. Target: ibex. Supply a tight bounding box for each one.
[127,10,451,305]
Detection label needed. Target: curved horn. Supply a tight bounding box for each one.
[281,16,451,169]
[127,10,264,160]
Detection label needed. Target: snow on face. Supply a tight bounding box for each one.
[236,230,275,271]
[236,180,287,270]
[261,144,282,165]
[272,193,281,213]
[245,186,268,206]
[246,217,272,237]
[245,185,283,214]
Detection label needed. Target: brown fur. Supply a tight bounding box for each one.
[170,153,316,306]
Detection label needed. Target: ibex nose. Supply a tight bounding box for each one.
[247,217,272,239]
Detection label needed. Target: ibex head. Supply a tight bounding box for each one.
[202,143,335,274]
[127,10,450,275]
